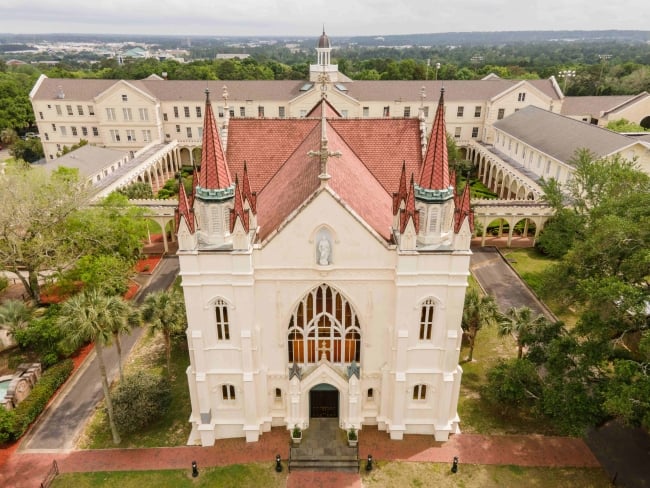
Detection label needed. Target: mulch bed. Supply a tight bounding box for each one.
[134,255,162,274]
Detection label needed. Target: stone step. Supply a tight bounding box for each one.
[289,458,359,473]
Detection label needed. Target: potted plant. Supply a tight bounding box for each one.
[347,427,358,447]
[291,424,302,445]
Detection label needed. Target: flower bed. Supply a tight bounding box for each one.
[134,255,162,274]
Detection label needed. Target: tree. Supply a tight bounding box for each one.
[67,254,133,296]
[58,138,89,156]
[0,166,90,304]
[107,299,140,383]
[10,137,44,163]
[142,289,187,373]
[461,288,499,361]
[58,290,134,444]
[110,371,171,434]
[497,306,548,359]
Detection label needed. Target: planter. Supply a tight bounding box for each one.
[347,428,358,447]
[291,434,302,446]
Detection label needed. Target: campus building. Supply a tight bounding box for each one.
[175,81,474,444]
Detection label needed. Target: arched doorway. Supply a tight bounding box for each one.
[309,383,339,418]
[640,115,650,130]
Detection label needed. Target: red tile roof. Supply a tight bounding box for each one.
[198,90,232,190]
[419,88,450,190]
[241,162,257,214]
[226,116,425,243]
[254,124,322,241]
[226,119,319,192]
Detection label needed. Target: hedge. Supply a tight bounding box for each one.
[0,359,73,442]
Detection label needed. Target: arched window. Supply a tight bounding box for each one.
[215,299,230,340]
[419,299,435,340]
[287,284,361,365]
[413,384,427,400]
[222,384,236,400]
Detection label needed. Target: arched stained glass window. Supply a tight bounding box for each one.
[287,284,361,365]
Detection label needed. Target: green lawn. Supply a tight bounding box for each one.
[51,463,610,488]
[458,311,558,436]
[78,332,191,449]
[363,462,611,488]
[51,463,287,488]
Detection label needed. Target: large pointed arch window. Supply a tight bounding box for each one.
[288,284,361,365]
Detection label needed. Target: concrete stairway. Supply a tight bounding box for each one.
[288,419,359,473]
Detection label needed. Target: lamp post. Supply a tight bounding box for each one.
[558,69,576,93]
[275,454,283,472]
[366,454,373,471]
[191,460,199,478]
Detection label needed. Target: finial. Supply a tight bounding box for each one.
[323,24,326,35]
[204,87,210,102]
[420,86,427,105]
[222,85,229,102]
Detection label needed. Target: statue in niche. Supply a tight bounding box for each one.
[318,236,331,266]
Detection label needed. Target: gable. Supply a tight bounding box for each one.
[257,190,394,269]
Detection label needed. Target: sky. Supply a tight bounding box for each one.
[1,0,650,37]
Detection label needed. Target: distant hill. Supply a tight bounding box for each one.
[1,30,649,48]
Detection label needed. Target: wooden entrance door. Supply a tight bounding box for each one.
[309,385,339,418]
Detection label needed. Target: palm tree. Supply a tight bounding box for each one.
[461,288,499,362]
[57,289,131,444]
[0,299,33,346]
[142,289,186,373]
[497,306,546,359]
[108,301,141,383]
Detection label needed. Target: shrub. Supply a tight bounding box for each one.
[1,359,73,441]
[12,305,73,363]
[110,371,171,434]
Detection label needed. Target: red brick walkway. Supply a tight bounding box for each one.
[0,426,600,488]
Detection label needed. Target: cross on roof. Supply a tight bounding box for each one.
[308,116,341,181]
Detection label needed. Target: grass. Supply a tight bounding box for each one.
[457,311,557,435]
[362,462,611,487]
[51,463,287,488]
[51,463,611,488]
[78,332,191,449]
[500,248,580,326]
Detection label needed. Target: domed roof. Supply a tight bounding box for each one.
[318,28,331,49]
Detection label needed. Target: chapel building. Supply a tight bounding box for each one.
[176,71,474,444]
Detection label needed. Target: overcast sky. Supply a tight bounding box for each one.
[1,0,649,37]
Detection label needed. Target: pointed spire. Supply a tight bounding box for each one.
[400,174,420,234]
[176,172,194,233]
[419,88,450,190]
[392,161,408,215]
[454,179,474,233]
[230,175,249,233]
[241,161,257,214]
[198,88,232,190]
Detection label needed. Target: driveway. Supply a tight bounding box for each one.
[470,246,554,320]
[20,256,179,452]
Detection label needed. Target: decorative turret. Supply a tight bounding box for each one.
[414,88,455,247]
[309,27,341,83]
[392,162,408,230]
[399,175,420,250]
[176,172,197,251]
[193,88,236,248]
[230,176,250,250]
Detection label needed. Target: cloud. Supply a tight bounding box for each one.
[0,0,649,35]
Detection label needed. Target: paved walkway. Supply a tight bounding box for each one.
[0,425,600,487]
